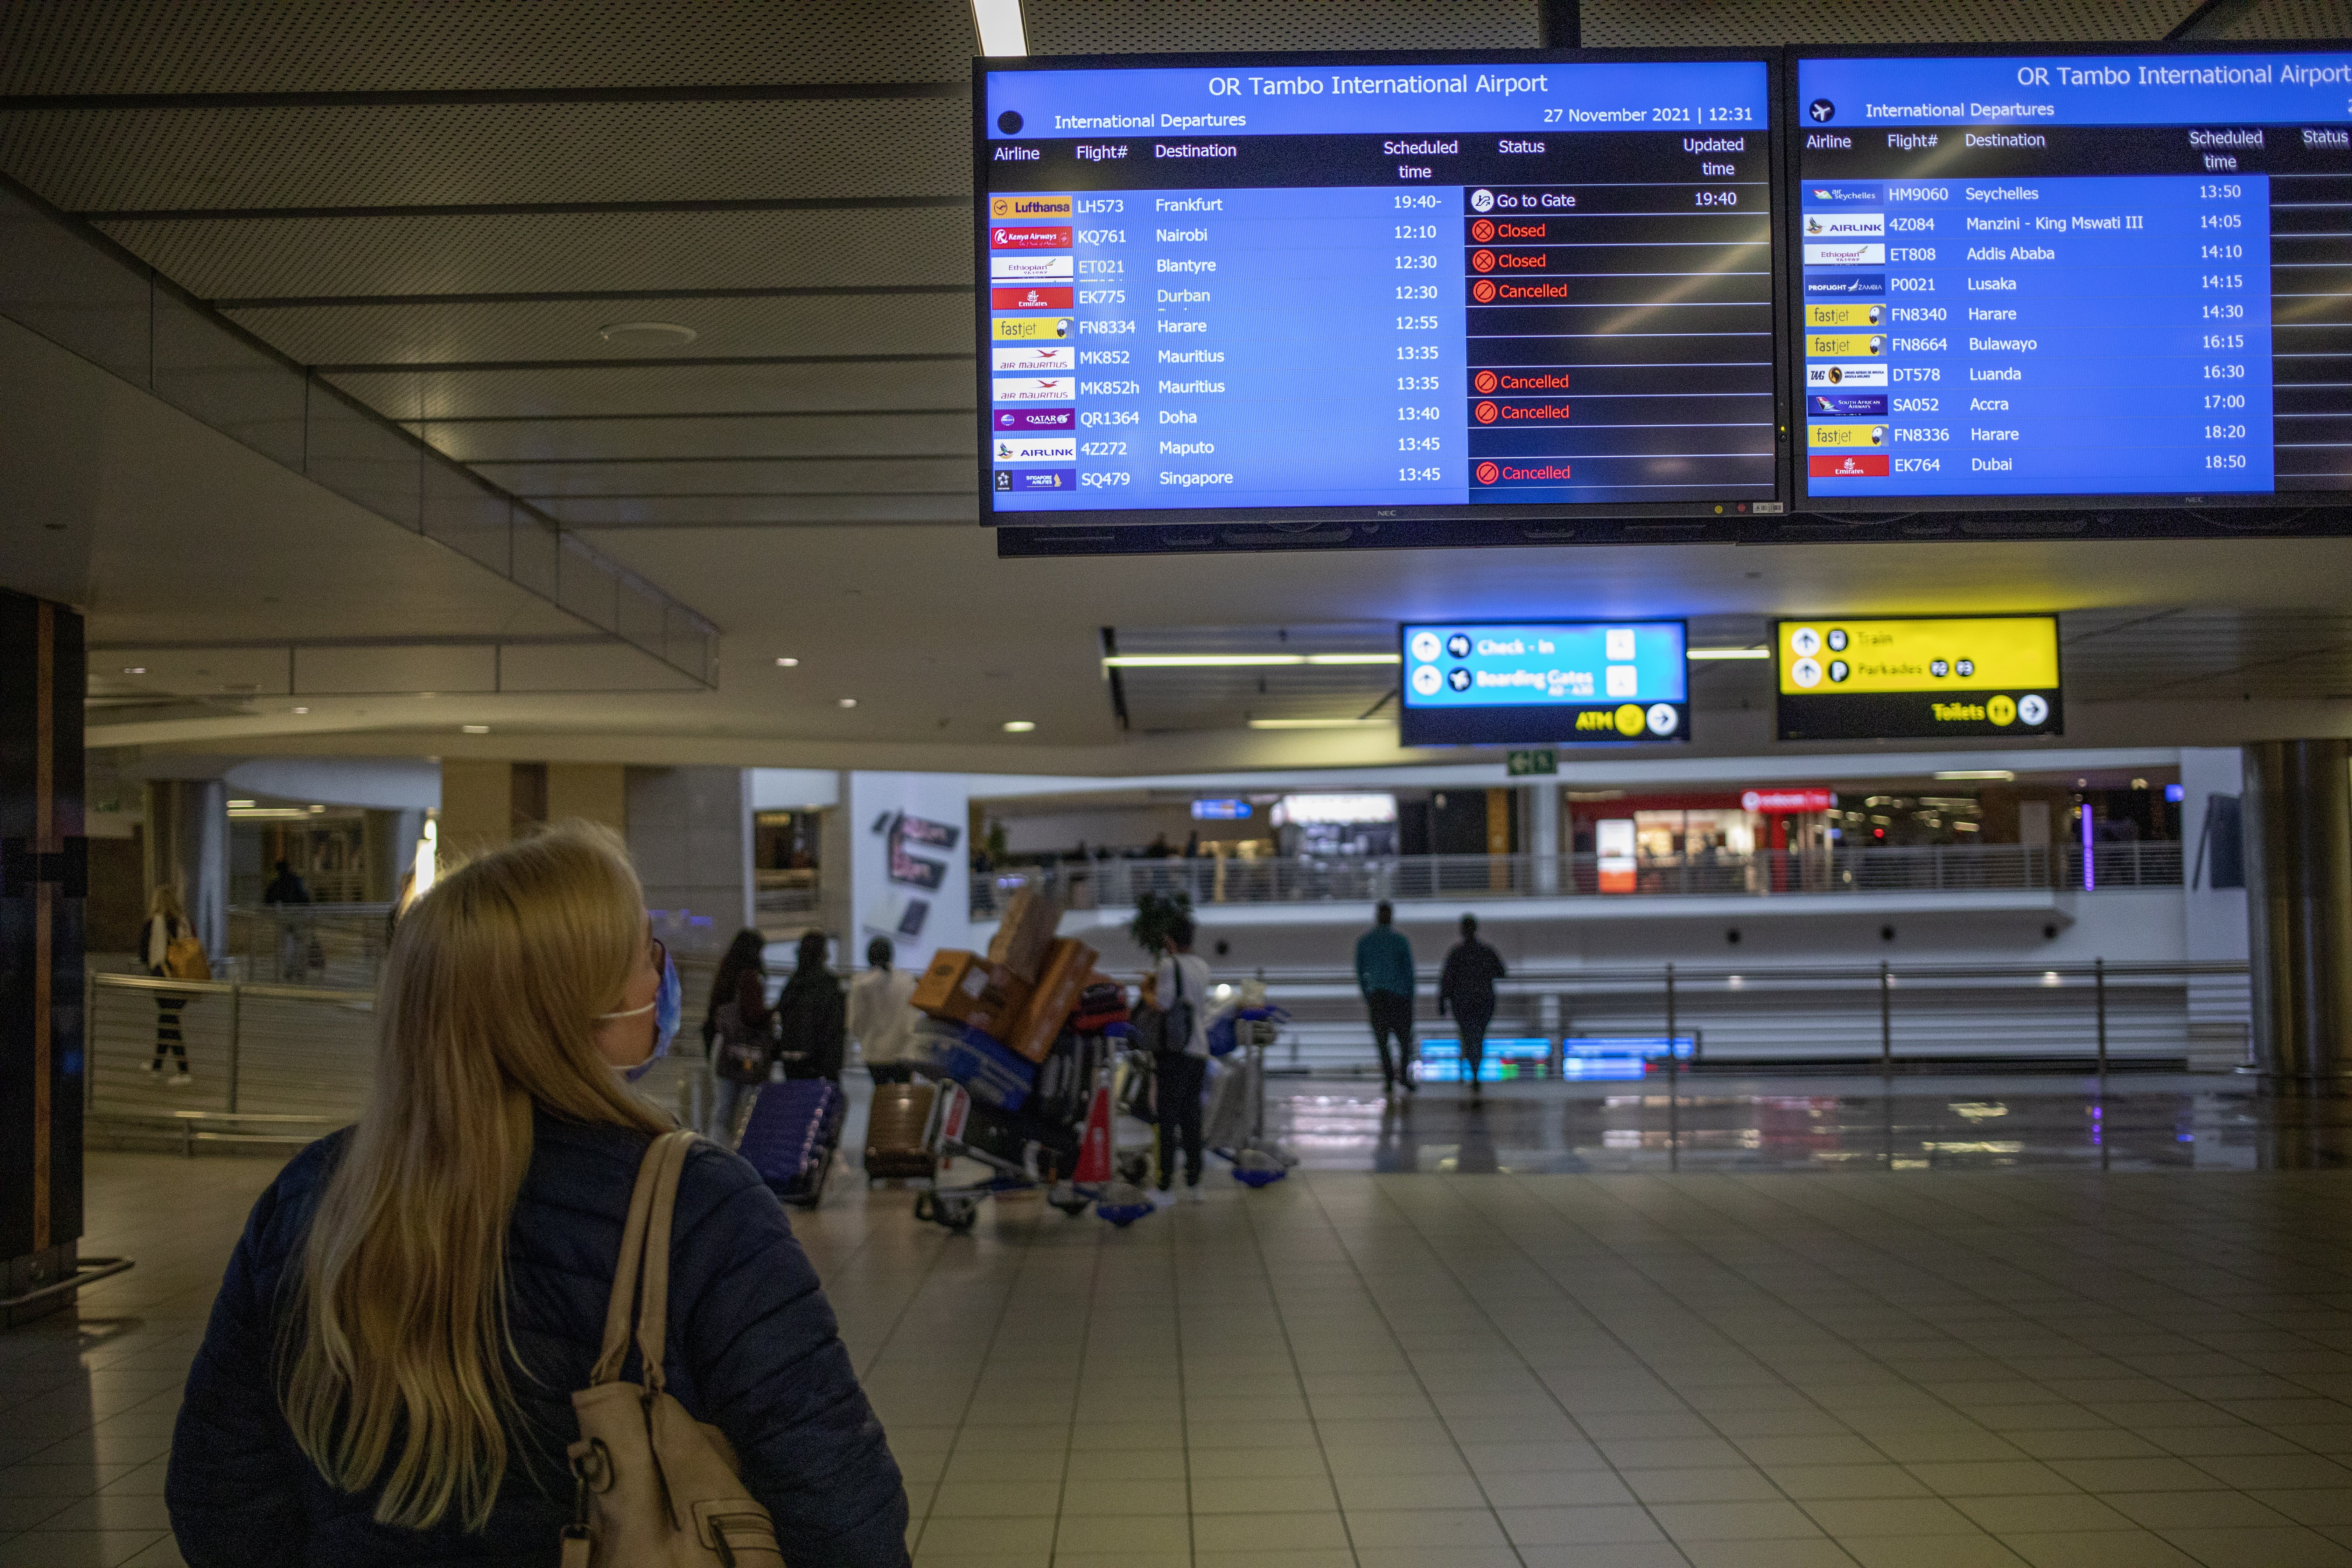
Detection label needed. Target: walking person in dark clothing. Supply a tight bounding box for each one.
[701,926,773,1143]
[1355,900,1418,1095]
[1438,913,1507,1101]
[775,930,848,1083]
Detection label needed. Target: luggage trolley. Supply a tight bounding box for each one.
[912,1029,1133,1232]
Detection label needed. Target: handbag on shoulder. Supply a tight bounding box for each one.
[562,1129,783,1566]
[711,1000,773,1085]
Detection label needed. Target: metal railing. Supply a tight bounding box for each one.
[974,842,2183,916]
[1225,958,2249,1076]
[86,969,711,1153]
[753,870,821,919]
[222,903,394,987]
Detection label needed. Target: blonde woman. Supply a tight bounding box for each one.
[166,824,910,1565]
[141,884,194,1084]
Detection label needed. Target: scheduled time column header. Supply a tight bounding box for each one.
[983,61,1771,139]
[1799,51,2352,127]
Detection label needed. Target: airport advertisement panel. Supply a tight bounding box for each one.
[1774,615,2062,740]
[1400,620,1688,746]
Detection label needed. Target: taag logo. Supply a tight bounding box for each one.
[1809,98,1835,123]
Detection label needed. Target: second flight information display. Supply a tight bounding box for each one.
[980,54,1781,522]
[1795,48,2352,507]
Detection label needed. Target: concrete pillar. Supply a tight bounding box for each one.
[2242,740,2352,1089]
[546,763,627,833]
[142,778,226,959]
[436,758,511,865]
[2180,747,2250,1071]
[1527,780,1561,895]
[1,589,87,1325]
[625,766,752,961]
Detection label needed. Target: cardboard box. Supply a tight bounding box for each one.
[911,950,1033,1040]
[986,883,1063,983]
[1004,936,1099,1064]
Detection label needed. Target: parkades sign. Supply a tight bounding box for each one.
[1741,789,1834,813]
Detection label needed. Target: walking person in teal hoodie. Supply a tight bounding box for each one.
[1355,901,1418,1094]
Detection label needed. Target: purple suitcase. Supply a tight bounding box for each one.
[736,1079,845,1208]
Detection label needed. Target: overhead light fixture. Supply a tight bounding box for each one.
[227,799,255,810]
[971,0,1027,55]
[1003,720,1036,733]
[1689,646,1771,660]
[597,320,698,345]
[837,697,858,708]
[461,724,490,734]
[291,706,309,714]
[122,665,147,675]
[418,692,437,699]
[228,805,313,820]
[1248,718,1392,729]
[308,804,326,813]
[1934,769,2015,781]
[775,657,799,667]
[1102,652,1399,669]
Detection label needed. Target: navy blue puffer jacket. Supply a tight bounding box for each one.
[166,1108,910,1566]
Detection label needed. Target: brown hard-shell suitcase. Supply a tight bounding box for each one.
[864,1080,938,1180]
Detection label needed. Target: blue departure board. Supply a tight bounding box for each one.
[978,54,1783,525]
[1398,621,1689,746]
[1793,47,2352,508]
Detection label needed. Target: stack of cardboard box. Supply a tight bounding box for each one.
[908,884,1099,1107]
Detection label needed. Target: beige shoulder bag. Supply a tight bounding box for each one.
[562,1128,785,1567]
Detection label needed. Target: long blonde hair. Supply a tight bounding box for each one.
[282,822,670,1531]
[148,883,184,922]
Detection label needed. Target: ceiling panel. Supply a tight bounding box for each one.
[540,492,976,528]
[0,98,969,212]
[413,411,974,464]
[223,291,971,366]
[1025,0,1539,53]
[488,455,972,497]
[331,358,971,422]
[0,0,974,93]
[92,207,971,297]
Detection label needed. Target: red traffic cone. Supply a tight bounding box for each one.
[1074,1079,1113,1184]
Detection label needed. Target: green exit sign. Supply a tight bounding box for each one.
[1506,749,1557,776]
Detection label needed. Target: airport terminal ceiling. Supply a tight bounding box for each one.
[4,0,2352,772]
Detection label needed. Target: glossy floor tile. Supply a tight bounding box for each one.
[15,1080,2352,1566]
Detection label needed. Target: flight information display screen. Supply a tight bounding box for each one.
[979,52,1783,524]
[1793,46,2352,509]
[1399,620,1689,746]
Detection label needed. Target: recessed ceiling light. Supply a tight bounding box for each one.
[122,665,146,675]
[1934,769,2015,781]
[291,706,309,714]
[461,724,490,734]
[308,804,326,813]
[597,320,698,345]
[775,656,799,667]
[837,698,858,708]
[1248,718,1392,729]
[227,799,255,810]
[1689,646,1771,660]
[418,692,437,699]
[1003,720,1036,733]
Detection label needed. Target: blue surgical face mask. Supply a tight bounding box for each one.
[600,941,681,1083]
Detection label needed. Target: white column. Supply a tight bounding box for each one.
[1527,779,1561,895]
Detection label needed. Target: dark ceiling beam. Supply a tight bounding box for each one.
[0,81,965,112]
[1538,0,1580,49]
[218,282,974,309]
[319,351,972,373]
[87,193,964,222]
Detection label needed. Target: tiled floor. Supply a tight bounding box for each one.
[15,1080,2352,1566]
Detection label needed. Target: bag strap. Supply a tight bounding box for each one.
[591,1128,698,1389]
